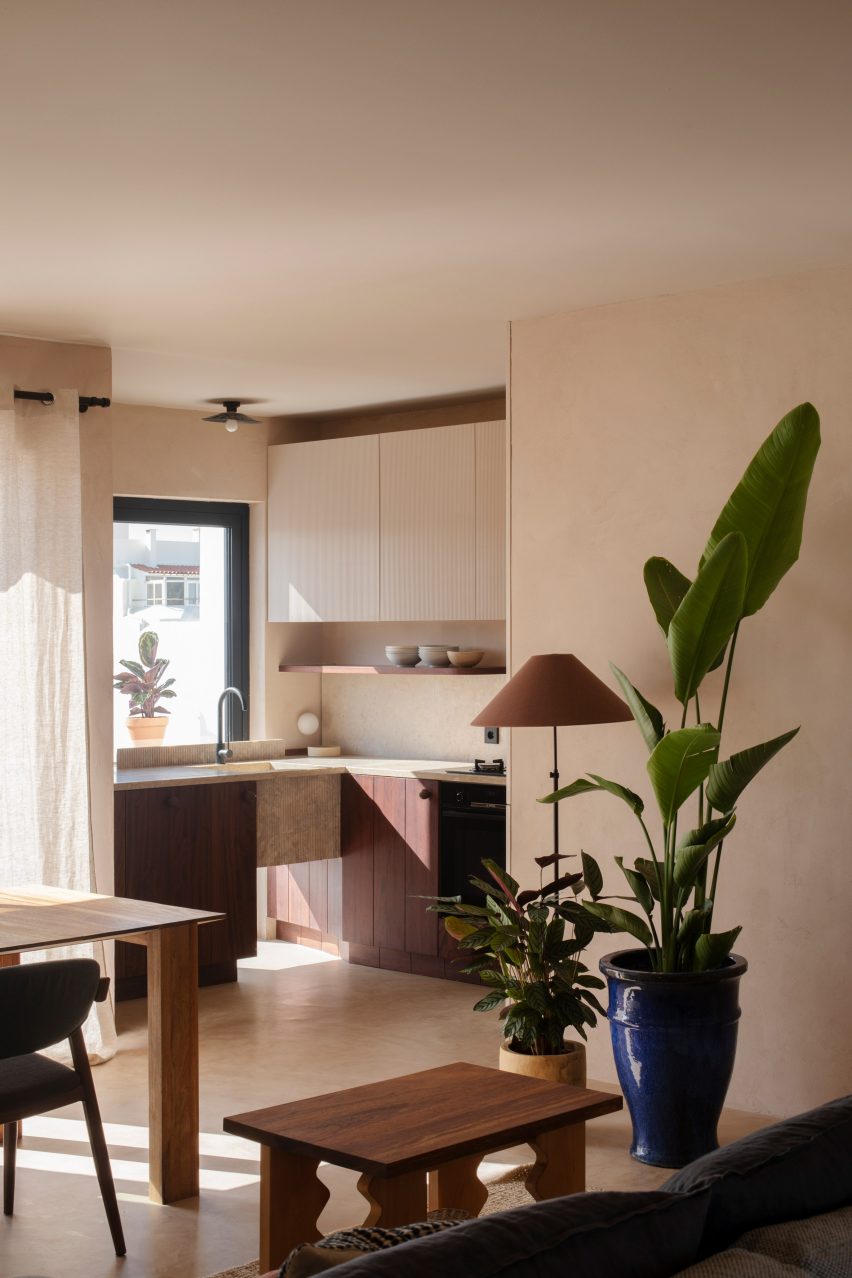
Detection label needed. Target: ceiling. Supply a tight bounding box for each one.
[2,0,852,416]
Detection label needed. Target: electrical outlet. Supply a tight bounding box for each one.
[484,726,500,745]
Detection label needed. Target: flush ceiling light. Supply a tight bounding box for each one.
[203,399,261,433]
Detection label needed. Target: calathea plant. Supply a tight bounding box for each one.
[113,630,177,718]
[541,403,820,974]
[429,852,610,1055]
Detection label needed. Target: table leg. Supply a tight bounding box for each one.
[146,923,199,1203]
[526,1123,584,1201]
[357,1169,428,1227]
[259,1147,329,1273]
[428,1154,488,1217]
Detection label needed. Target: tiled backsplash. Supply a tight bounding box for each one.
[115,738,303,770]
[320,673,506,761]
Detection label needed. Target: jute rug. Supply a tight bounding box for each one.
[205,1167,604,1278]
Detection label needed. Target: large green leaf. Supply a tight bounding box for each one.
[539,776,644,814]
[610,663,665,753]
[615,856,654,916]
[673,815,736,890]
[584,901,653,947]
[668,532,747,704]
[644,557,691,634]
[706,728,800,814]
[695,926,742,972]
[647,726,721,825]
[701,403,821,617]
[581,851,603,900]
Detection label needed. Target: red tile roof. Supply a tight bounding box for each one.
[130,563,200,575]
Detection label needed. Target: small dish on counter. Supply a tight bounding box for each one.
[447,649,485,668]
[417,644,459,667]
[307,745,342,757]
[385,645,420,666]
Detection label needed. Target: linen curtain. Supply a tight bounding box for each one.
[0,387,115,1061]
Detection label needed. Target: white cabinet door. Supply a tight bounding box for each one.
[475,420,507,620]
[268,435,380,621]
[379,424,476,621]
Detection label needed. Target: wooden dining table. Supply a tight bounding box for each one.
[0,884,225,1204]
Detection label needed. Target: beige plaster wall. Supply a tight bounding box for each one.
[508,266,852,1116]
[0,336,114,894]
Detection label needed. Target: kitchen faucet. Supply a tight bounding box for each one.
[217,686,246,764]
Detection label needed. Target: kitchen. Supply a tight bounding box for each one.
[111,398,511,996]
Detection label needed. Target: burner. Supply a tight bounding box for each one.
[473,758,505,775]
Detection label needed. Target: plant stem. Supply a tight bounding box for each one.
[702,623,740,932]
[717,622,740,737]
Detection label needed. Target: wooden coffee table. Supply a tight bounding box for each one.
[224,1061,622,1271]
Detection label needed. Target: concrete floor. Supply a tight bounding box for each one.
[1,944,772,1278]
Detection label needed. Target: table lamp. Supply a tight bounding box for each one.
[472,653,631,858]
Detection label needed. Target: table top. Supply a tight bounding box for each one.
[0,885,224,954]
[223,1061,623,1176]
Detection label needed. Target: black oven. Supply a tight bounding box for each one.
[439,782,507,906]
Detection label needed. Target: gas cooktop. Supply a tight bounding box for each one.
[443,758,506,776]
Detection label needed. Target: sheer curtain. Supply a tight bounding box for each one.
[0,387,115,1060]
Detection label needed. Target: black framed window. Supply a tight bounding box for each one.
[113,497,249,748]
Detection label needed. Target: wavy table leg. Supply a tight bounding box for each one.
[526,1123,584,1201]
[357,1169,427,1227]
[428,1154,488,1217]
[259,1147,330,1273]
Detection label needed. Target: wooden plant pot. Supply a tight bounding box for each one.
[499,1039,587,1087]
[126,715,169,747]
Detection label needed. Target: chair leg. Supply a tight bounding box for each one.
[3,1121,16,1215]
[69,1029,126,1256]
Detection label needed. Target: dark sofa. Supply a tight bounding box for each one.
[277,1096,852,1278]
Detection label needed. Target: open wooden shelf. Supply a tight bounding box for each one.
[278,664,506,676]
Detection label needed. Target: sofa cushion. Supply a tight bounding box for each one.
[674,1204,852,1275]
[320,1189,710,1278]
[662,1096,852,1254]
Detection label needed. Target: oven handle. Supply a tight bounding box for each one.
[442,805,506,817]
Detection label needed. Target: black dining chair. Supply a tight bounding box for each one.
[0,957,126,1256]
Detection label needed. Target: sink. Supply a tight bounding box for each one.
[190,760,276,772]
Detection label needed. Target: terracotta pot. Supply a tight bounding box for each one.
[499,1039,587,1086]
[126,715,169,746]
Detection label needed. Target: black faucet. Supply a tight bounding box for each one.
[217,686,246,764]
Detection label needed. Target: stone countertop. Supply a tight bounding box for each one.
[114,755,508,791]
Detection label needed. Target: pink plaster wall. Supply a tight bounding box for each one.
[507,265,852,1115]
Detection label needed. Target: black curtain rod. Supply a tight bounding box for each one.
[14,389,111,413]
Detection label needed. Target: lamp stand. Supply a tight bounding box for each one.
[550,724,560,859]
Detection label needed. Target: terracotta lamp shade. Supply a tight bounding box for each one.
[471,654,632,729]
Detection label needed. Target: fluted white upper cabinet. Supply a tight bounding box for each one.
[268,435,380,621]
[475,420,507,620]
[379,424,477,621]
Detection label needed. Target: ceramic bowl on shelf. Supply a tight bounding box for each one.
[417,644,459,667]
[385,645,420,667]
[447,649,485,668]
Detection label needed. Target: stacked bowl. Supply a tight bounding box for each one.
[417,644,459,667]
[385,645,420,667]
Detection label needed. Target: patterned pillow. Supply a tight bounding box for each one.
[281,1212,470,1278]
[672,1248,799,1274]
[674,1205,852,1276]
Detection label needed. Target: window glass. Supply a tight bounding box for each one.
[113,521,227,748]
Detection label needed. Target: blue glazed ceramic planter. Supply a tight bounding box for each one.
[600,948,748,1169]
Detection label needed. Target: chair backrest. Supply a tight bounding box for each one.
[0,958,101,1059]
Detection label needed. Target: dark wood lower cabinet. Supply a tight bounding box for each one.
[267,774,475,983]
[114,782,257,1000]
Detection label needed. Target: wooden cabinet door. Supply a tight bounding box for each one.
[372,776,407,952]
[116,782,256,994]
[268,435,380,621]
[210,782,257,963]
[341,774,375,946]
[475,420,506,620]
[379,424,476,620]
[404,779,439,956]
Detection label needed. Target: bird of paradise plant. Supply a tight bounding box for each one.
[540,403,821,973]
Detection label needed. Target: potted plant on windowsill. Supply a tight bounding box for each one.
[113,630,177,746]
[540,403,821,1167]
[429,853,610,1085]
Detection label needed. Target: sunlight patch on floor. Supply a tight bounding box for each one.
[10,1147,259,1191]
[239,939,339,970]
[20,1116,260,1162]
